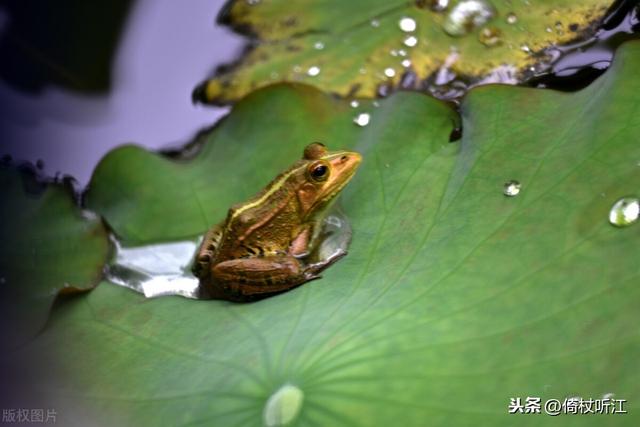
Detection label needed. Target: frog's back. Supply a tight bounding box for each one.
[213,177,302,260]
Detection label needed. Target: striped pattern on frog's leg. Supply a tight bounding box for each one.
[211,255,308,296]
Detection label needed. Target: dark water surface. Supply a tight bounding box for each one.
[0,0,240,185]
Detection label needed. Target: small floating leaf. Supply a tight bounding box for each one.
[195,0,612,104]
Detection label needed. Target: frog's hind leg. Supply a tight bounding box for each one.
[211,255,309,297]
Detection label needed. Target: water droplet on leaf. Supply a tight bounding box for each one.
[314,41,325,50]
[384,68,396,78]
[307,66,321,77]
[404,35,418,47]
[506,12,518,24]
[401,59,412,68]
[443,0,496,37]
[608,197,639,227]
[350,100,359,108]
[263,384,304,427]
[353,113,371,127]
[503,180,521,197]
[371,19,380,28]
[399,17,417,32]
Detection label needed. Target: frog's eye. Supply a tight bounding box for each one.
[307,161,330,182]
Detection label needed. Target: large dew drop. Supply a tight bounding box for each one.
[609,197,639,227]
[263,384,304,427]
[443,0,496,37]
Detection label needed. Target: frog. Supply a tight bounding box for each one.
[194,142,362,301]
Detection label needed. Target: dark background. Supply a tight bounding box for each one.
[0,0,238,185]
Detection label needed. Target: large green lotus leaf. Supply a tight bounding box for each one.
[23,41,640,426]
[0,168,109,347]
[195,0,612,104]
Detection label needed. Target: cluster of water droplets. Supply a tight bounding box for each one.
[286,0,637,123]
[348,0,536,104]
[376,16,420,84]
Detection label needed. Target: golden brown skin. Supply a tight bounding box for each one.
[194,143,361,301]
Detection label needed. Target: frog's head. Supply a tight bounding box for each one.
[296,142,361,217]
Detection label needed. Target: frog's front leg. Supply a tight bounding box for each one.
[212,255,313,297]
[290,223,347,275]
[194,224,222,278]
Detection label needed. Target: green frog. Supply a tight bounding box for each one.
[194,142,361,301]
